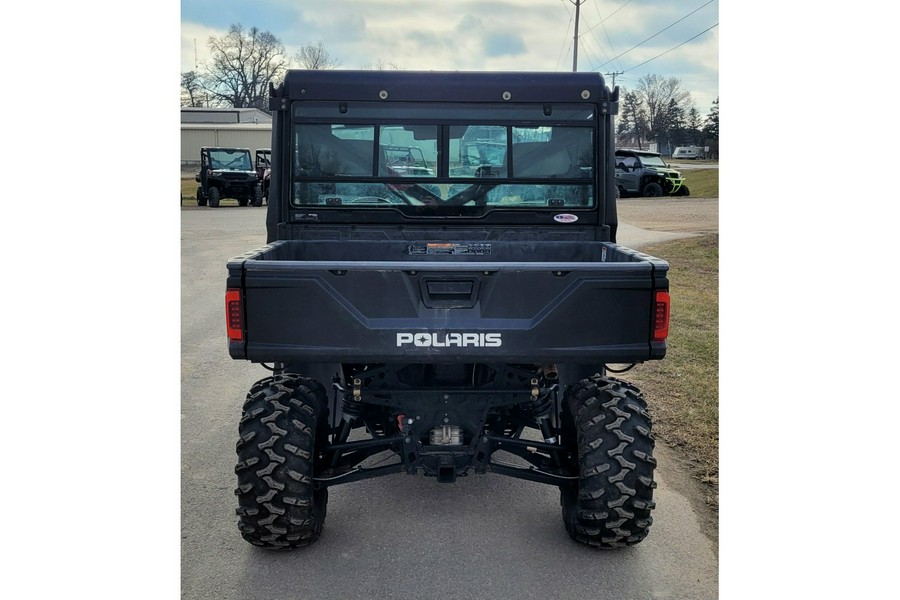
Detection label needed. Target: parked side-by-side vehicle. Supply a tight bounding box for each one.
[224,70,670,550]
[615,148,689,197]
[195,147,262,207]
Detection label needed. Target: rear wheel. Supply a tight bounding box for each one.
[208,187,221,207]
[235,374,329,549]
[196,187,207,207]
[641,182,663,197]
[560,376,656,548]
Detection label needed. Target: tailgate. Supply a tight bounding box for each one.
[227,240,668,363]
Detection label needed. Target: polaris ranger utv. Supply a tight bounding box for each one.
[196,146,263,207]
[225,70,670,550]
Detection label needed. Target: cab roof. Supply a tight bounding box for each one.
[202,146,251,152]
[616,149,661,157]
[273,70,615,105]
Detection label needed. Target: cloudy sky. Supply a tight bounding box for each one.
[181,0,719,115]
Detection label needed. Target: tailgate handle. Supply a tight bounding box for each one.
[427,281,474,296]
[420,278,479,309]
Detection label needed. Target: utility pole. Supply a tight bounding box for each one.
[605,71,623,87]
[570,0,586,72]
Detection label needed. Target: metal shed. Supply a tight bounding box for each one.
[181,123,273,167]
[181,107,272,125]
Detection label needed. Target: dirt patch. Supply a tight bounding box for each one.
[617,196,719,233]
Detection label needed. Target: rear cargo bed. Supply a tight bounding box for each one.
[227,239,668,363]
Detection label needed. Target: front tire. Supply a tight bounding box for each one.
[641,182,663,197]
[677,185,691,197]
[235,374,329,549]
[560,376,657,548]
[252,184,263,207]
[207,187,221,207]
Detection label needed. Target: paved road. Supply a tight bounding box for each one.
[181,205,718,600]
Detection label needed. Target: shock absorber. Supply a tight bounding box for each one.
[520,379,558,445]
[341,377,365,420]
[534,389,562,467]
[330,378,365,467]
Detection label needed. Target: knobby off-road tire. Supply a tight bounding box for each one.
[252,184,263,207]
[235,374,329,549]
[641,182,663,197]
[560,376,657,548]
[196,187,207,207]
[677,184,691,197]
[208,187,221,207]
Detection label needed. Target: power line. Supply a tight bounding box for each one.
[594,0,716,70]
[581,0,615,65]
[556,0,575,70]
[573,0,632,71]
[624,23,718,72]
[580,0,633,38]
[591,0,622,69]
[579,35,601,71]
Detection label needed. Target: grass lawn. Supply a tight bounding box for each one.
[623,233,719,511]
[681,168,718,197]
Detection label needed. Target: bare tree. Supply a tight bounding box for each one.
[634,74,691,143]
[180,71,205,107]
[364,59,405,70]
[202,24,289,109]
[294,42,342,70]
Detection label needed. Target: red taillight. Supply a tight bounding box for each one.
[226,289,243,342]
[652,290,670,341]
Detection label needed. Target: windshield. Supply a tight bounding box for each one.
[208,149,252,171]
[291,112,595,213]
[637,155,668,168]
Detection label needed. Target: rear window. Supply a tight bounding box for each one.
[290,104,597,214]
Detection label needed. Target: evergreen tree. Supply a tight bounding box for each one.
[702,97,719,140]
[687,107,703,144]
[617,90,648,149]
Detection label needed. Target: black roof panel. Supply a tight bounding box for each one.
[276,70,611,104]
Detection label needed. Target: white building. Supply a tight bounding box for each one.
[181,108,273,166]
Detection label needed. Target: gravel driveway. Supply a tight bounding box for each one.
[617,196,718,234]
